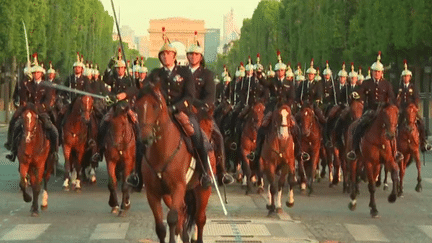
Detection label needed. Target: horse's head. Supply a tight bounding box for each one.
[21,103,38,143]
[74,95,94,123]
[273,104,293,138]
[113,100,129,117]
[251,102,265,128]
[381,103,399,140]
[404,103,418,126]
[298,105,315,137]
[136,82,167,143]
[350,99,364,120]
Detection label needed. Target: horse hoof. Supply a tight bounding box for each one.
[63,186,70,192]
[308,188,313,196]
[257,187,264,194]
[398,192,404,198]
[41,205,48,211]
[23,194,32,203]
[118,210,127,217]
[286,201,294,208]
[276,207,283,214]
[75,188,82,193]
[329,183,334,188]
[388,194,397,203]
[415,184,422,192]
[111,206,119,214]
[383,184,388,191]
[376,181,381,187]
[348,202,357,211]
[31,211,39,217]
[370,210,379,218]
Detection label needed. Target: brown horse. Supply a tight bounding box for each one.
[17,104,54,216]
[261,104,296,214]
[62,95,94,191]
[135,83,214,243]
[348,103,400,217]
[239,101,265,194]
[104,101,136,216]
[296,105,321,194]
[397,103,422,196]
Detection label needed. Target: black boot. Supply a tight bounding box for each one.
[292,124,310,161]
[252,126,266,172]
[4,116,19,151]
[126,122,144,190]
[92,119,111,162]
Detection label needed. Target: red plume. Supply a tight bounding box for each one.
[33,53,37,58]
[141,56,144,61]
[351,62,354,66]
[311,58,314,62]
[359,65,362,69]
[257,53,260,58]
[162,27,165,32]
[342,61,345,65]
[194,30,197,35]
[378,51,382,56]
[316,67,320,70]
[403,59,407,64]
[240,62,244,66]
[287,62,291,66]
[326,60,328,64]
[277,50,281,56]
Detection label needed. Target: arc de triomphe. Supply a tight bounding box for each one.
[148,17,205,65]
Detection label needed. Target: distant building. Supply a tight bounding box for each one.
[222,8,240,46]
[112,25,137,50]
[148,17,205,65]
[204,28,220,63]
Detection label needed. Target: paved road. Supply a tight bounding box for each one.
[1,125,432,242]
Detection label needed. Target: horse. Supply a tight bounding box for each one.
[260,104,296,215]
[239,101,265,194]
[348,103,400,218]
[135,83,214,243]
[296,104,321,194]
[397,103,422,196]
[17,103,54,216]
[62,95,94,191]
[104,101,136,216]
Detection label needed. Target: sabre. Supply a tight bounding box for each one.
[42,81,107,100]
[330,74,338,105]
[111,0,130,77]
[22,20,31,72]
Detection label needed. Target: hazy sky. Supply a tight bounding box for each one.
[99,0,262,36]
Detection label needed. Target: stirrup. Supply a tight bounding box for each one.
[6,153,16,162]
[395,151,404,162]
[200,174,212,188]
[246,152,255,161]
[301,152,310,161]
[126,173,140,188]
[424,144,432,152]
[347,151,356,161]
[222,173,234,185]
[325,140,333,148]
[92,153,102,162]
[230,142,237,151]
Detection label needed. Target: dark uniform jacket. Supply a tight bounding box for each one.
[105,74,135,95]
[190,66,215,109]
[27,80,55,113]
[397,82,419,108]
[322,79,336,105]
[13,76,32,107]
[337,83,349,105]
[131,65,194,114]
[270,77,296,106]
[358,78,395,110]
[297,79,323,105]
[241,75,265,106]
[65,74,91,101]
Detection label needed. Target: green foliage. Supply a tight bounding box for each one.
[210,0,432,90]
[0,0,115,78]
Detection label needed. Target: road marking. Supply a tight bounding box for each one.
[1,224,50,241]
[345,224,389,242]
[418,225,432,239]
[423,178,432,184]
[90,223,129,240]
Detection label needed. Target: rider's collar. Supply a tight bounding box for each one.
[189,65,199,74]
[164,65,175,73]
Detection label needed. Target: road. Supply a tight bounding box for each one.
[1,124,432,242]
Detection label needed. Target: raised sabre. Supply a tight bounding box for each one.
[22,20,31,74]
[111,0,130,78]
[42,81,108,100]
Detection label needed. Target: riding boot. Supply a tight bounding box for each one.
[4,116,19,150]
[126,121,145,190]
[91,118,111,162]
[211,122,234,185]
[314,106,327,125]
[42,115,59,164]
[417,119,432,152]
[252,126,266,172]
[6,126,22,162]
[87,120,96,148]
[292,124,310,161]
[347,111,374,160]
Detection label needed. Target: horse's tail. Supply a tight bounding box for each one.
[184,189,196,232]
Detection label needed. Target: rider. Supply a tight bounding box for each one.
[5,53,59,163]
[186,31,234,185]
[252,51,309,171]
[347,51,399,160]
[121,27,214,188]
[397,60,432,152]
[135,57,148,89]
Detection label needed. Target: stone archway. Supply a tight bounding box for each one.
[148,17,205,62]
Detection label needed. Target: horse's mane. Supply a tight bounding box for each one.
[23,102,38,114]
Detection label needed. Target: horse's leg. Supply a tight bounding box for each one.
[30,164,43,217]
[276,166,288,213]
[298,158,307,191]
[240,146,252,194]
[63,146,72,191]
[398,155,409,197]
[147,191,166,243]
[75,152,84,192]
[308,150,320,195]
[193,187,211,243]
[107,159,119,214]
[119,156,133,217]
[41,154,52,210]
[348,158,358,211]
[19,163,32,203]
[386,153,399,203]
[265,164,276,214]
[168,185,186,243]
[286,167,296,208]
[376,166,382,188]
[330,147,341,187]
[414,150,422,192]
[383,168,389,191]
[367,162,379,218]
